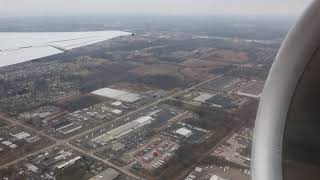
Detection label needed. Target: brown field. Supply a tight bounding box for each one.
[179,67,216,82]
[109,82,159,92]
[213,49,249,63]
[180,59,222,68]
[129,64,180,76]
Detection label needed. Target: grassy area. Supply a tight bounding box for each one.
[0,118,9,127]
[54,94,104,112]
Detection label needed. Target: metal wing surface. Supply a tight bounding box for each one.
[0,31,131,68]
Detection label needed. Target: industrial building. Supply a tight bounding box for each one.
[203,76,241,92]
[1,145,113,180]
[18,105,62,121]
[0,125,51,166]
[175,127,193,137]
[100,105,122,115]
[55,156,82,169]
[205,94,241,109]
[188,90,245,110]
[162,119,209,144]
[91,115,154,144]
[58,124,83,135]
[184,165,249,180]
[193,93,215,103]
[89,168,120,180]
[132,136,179,171]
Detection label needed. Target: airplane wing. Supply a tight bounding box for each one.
[0,31,131,68]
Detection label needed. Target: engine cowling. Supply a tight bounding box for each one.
[252,0,320,180]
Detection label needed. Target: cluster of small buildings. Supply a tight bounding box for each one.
[162,116,210,144]
[0,55,111,116]
[70,104,186,169]
[0,131,37,150]
[185,165,249,180]
[174,76,251,112]
[16,105,63,128]
[0,126,42,151]
[1,78,260,179]
[92,105,180,160]
[16,87,150,139]
[1,146,115,180]
[212,127,253,167]
[17,104,107,137]
[131,136,179,170]
[46,87,146,137]
[0,125,52,166]
[18,106,62,121]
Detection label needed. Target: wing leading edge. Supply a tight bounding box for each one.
[0,31,131,68]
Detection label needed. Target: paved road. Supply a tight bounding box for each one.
[0,75,220,179]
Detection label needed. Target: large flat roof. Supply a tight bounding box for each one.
[193,92,214,103]
[91,88,141,102]
[89,168,119,180]
[91,115,154,144]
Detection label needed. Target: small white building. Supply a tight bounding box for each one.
[175,127,192,137]
[195,167,203,173]
[111,101,122,106]
[210,175,226,180]
[13,132,30,140]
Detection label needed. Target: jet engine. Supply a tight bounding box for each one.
[252,0,320,180]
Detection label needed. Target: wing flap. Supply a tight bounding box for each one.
[49,36,107,50]
[0,46,63,67]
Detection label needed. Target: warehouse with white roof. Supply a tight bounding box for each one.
[91,88,141,102]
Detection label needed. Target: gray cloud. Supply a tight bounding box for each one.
[0,0,313,16]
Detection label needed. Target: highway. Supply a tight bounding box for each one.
[0,75,221,179]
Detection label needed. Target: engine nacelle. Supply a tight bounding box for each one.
[252,1,320,180]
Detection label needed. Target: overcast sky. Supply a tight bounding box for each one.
[0,0,313,17]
